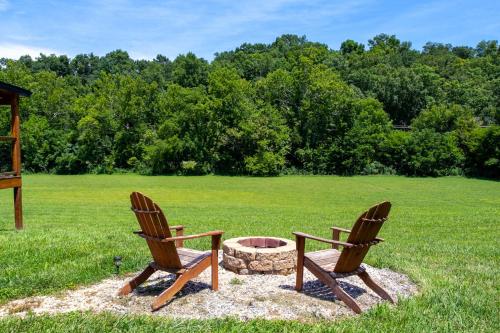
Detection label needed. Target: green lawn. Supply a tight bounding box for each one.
[0,175,498,332]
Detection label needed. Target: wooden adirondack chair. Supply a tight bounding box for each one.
[293,201,394,314]
[118,192,224,311]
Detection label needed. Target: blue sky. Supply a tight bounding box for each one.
[0,0,498,60]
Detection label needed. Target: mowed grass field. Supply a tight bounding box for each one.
[0,175,498,332]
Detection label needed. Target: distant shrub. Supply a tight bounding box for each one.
[180,160,198,175]
[412,104,476,133]
[91,155,115,174]
[280,166,314,176]
[362,162,396,175]
[179,160,211,175]
[127,156,139,169]
[402,130,464,176]
[378,131,411,173]
[466,126,500,178]
[245,151,286,176]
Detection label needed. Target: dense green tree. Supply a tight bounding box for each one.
[207,66,255,173]
[412,104,477,133]
[99,50,135,75]
[403,130,464,176]
[0,34,497,178]
[32,54,71,77]
[136,55,173,88]
[70,53,100,84]
[143,84,215,174]
[476,40,499,57]
[342,98,392,174]
[348,63,442,123]
[452,46,476,59]
[340,39,365,55]
[242,103,290,176]
[213,43,275,81]
[172,52,209,87]
[256,69,298,135]
[465,126,500,178]
[22,115,67,172]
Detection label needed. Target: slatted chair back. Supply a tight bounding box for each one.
[130,192,182,269]
[334,201,391,273]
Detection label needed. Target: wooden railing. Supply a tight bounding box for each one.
[0,136,16,142]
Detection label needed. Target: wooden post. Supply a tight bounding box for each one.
[175,227,184,248]
[11,95,22,230]
[295,235,305,291]
[211,234,221,291]
[332,228,340,249]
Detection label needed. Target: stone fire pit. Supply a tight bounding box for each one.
[223,237,296,275]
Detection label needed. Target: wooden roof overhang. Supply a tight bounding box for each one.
[0,81,32,105]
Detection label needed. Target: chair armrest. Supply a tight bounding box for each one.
[134,230,223,244]
[162,230,224,243]
[293,232,353,248]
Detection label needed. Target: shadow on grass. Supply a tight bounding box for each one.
[279,280,366,302]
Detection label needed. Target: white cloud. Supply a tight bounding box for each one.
[128,50,154,60]
[0,43,59,59]
[0,0,8,11]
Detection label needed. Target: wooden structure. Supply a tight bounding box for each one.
[0,81,31,230]
[119,192,224,311]
[294,201,394,313]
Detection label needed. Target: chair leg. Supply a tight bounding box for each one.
[295,264,304,291]
[118,264,156,296]
[211,252,218,291]
[211,234,221,291]
[151,272,192,311]
[151,256,212,311]
[303,260,362,314]
[358,271,394,303]
[295,236,305,291]
[329,279,363,314]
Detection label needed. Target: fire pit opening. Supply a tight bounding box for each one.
[223,237,296,275]
[237,237,286,248]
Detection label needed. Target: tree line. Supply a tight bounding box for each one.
[0,34,498,178]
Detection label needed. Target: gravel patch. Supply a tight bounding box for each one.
[0,253,417,322]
